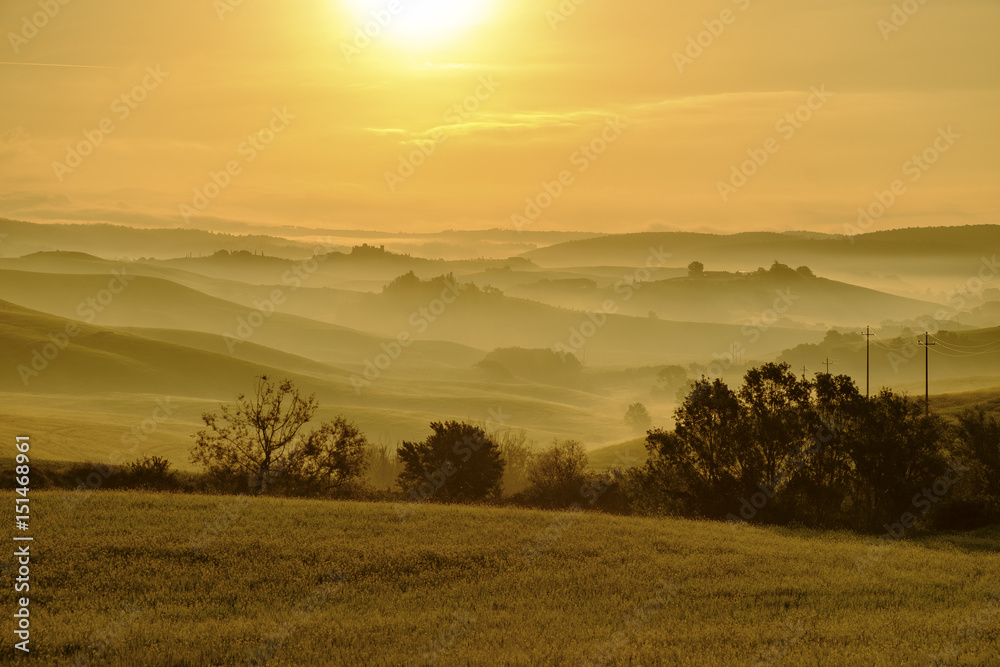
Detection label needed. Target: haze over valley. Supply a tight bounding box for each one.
[2,218,998,469]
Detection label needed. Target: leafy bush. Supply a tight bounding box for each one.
[120,456,178,491]
[930,497,1000,530]
[397,422,505,504]
[955,407,1000,498]
[844,391,947,530]
[524,440,589,508]
[283,417,369,497]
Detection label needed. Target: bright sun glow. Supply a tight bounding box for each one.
[348,0,495,41]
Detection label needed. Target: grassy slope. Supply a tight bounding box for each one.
[0,299,339,398]
[510,273,941,327]
[4,492,997,666]
[933,385,1000,418]
[0,270,483,369]
[0,301,654,463]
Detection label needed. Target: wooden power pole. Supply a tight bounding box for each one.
[862,326,874,397]
[918,332,935,415]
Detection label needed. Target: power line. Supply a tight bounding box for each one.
[928,337,1000,354]
[872,332,913,351]
[929,346,1000,358]
[929,333,1000,349]
[870,332,1000,356]
[870,338,901,352]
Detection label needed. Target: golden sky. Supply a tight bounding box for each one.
[0,0,997,235]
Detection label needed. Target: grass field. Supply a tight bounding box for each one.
[4,491,998,665]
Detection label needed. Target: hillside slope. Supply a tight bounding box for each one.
[509,270,940,327]
[520,226,1000,295]
[0,301,664,460]
[0,269,483,369]
[0,299,346,397]
[0,218,328,260]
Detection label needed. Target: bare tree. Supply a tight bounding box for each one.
[191,376,367,494]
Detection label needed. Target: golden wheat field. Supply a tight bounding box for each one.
[2,491,997,666]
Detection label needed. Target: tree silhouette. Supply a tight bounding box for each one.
[956,408,1000,498]
[645,378,742,516]
[625,402,653,431]
[738,362,812,492]
[526,440,589,507]
[191,376,368,494]
[397,421,505,503]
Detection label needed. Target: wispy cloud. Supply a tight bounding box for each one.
[0,61,114,69]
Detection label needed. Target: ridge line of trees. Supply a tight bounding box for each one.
[43,371,998,533]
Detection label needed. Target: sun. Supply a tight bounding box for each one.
[347,0,496,42]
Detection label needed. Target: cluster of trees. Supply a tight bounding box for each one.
[188,376,514,502]
[686,261,815,280]
[179,372,998,532]
[635,363,998,530]
[185,376,624,511]
[383,271,502,298]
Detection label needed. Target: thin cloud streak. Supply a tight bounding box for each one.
[0,61,114,69]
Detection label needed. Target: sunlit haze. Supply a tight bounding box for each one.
[2,2,1000,663]
[0,0,996,235]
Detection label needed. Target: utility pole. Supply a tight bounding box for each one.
[801,364,808,379]
[862,326,874,397]
[823,357,832,375]
[918,332,935,415]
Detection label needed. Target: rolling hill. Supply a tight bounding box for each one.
[507,265,942,327]
[0,300,671,463]
[0,269,483,369]
[0,218,330,260]
[520,226,1000,297]
[0,264,824,367]
[327,280,824,366]
[0,218,601,261]
[0,299,348,398]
